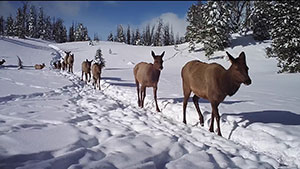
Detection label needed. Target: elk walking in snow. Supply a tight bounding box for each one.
[81,59,93,83]
[133,51,165,112]
[181,51,251,136]
[91,63,104,90]
[35,63,45,70]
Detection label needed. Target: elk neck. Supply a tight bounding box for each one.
[225,65,241,97]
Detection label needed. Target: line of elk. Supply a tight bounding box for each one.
[134,50,251,137]
[53,50,251,137]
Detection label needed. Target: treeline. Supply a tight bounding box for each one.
[0,2,90,43]
[107,18,185,46]
[186,1,300,73]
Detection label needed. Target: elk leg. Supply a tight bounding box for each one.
[88,72,91,82]
[135,79,141,107]
[153,87,160,112]
[141,86,146,108]
[192,95,204,126]
[182,88,191,124]
[210,102,222,136]
[98,78,101,90]
[81,71,84,81]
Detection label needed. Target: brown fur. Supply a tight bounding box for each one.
[53,61,62,69]
[81,59,93,82]
[67,54,74,73]
[91,63,103,90]
[35,63,46,70]
[181,51,251,136]
[0,59,5,65]
[133,51,165,112]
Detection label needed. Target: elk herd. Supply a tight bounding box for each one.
[1,48,251,137]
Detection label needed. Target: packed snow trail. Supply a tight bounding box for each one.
[1,37,300,168]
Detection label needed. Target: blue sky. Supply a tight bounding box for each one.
[0,1,196,39]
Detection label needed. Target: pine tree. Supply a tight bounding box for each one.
[28,5,37,38]
[44,16,52,40]
[201,1,231,57]
[131,31,135,45]
[15,8,26,38]
[0,16,4,36]
[267,1,300,73]
[126,25,131,44]
[153,18,163,46]
[95,48,105,67]
[163,23,170,46]
[143,24,152,46]
[68,22,75,42]
[22,2,29,36]
[170,26,175,45]
[107,32,113,41]
[5,15,14,36]
[37,7,45,39]
[116,25,125,43]
[134,28,141,45]
[251,1,272,41]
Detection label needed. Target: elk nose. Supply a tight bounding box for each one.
[245,78,252,85]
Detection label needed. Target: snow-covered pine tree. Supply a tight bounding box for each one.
[116,25,125,43]
[28,5,37,38]
[107,32,113,41]
[69,22,75,42]
[75,23,83,41]
[53,18,67,43]
[21,2,29,37]
[251,1,272,41]
[44,16,53,40]
[37,7,45,39]
[95,48,106,67]
[5,15,14,36]
[134,28,141,45]
[126,25,131,44]
[153,18,163,46]
[15,8,26,39]
[201,1,231,57]
[0,16,4,36]
[163,23,170,46]
[170,26,175,45]
[131,31,135,45]
[267,1,300,73]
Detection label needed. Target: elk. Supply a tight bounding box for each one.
[81,59,93,82]
[133,51,165,112]
[91,63,103,90]
[181,51,251,136]
[67,53,74,73]
[53,61,62,69]
[35,63,46,70]
[0,59,5,65]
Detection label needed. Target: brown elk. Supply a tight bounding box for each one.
[53,61,61,69]
[91,63,103,90]
[81,59,93,82]
[181,51,251,136]
[35,63,46,70]
[133,51,165,112]
[67,53,74,73]
[0,59,5,65]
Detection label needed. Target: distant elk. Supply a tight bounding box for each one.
[35,63,46,70]
[134,51,165,112]
[0,59,5,65]
[91,62,104,90]
[81,59,93,83]
[63,51,74,73]
[181,51,251,136]
[53,61,62,70]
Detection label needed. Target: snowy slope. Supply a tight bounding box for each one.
[0,35,299,169]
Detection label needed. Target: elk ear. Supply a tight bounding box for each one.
[151,51,156,58]
[161,51,165,58]
[226,51,235,63]
[238,51,246,62]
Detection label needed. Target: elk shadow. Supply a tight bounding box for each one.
[224,110,300,139]
[159,97,249,105]
[224,110,300,127]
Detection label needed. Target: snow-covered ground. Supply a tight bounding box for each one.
[0,35,299,169]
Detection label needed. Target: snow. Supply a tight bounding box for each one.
[0,35,300,169]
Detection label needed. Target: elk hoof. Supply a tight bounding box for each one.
[200,123,204,127]
[156,108,161,112]
[183,120,186,124]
